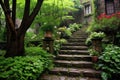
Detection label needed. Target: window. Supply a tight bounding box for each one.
[84,4,91,15]
[105,0,115,15]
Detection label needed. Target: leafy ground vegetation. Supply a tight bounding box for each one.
[0,47,53,80]
[98,44,120,80]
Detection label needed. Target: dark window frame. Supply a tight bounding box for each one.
[105,0,115,15]
[84,4,91,15]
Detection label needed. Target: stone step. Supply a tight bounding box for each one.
[54,60,93,68]
[72,31,88,34]
[72,32,88,37]
[62,42,86,46]
[56,54,91,61]
[59,50,89,55]
[49,67,101,78]
[41,75,101,80]
[67,39,86,42]
[70,37,87,39]
[70,36,87,38]
[72,34,88,37]
[40,29,102,80]
[71,35,87,37]
[61,46,88,50]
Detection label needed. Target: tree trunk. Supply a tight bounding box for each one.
[0,0,44,57]
[5,32,25,57]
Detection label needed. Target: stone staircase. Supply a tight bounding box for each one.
[41,29,101,80]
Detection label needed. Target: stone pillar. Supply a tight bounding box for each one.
[92,38,102,53]
[43,37,54,53]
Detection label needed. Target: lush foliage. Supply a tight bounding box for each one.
[24,32,43,47]
[37,0,78,35]
[85,37,92,46]
[88,49,99,56]
[54,39,67,55]
[98,12,120,31]
[25,32,37,41]
[89,32,105,39]
[23,0,79,42]
[86,32,105,46]
[25,47,53,57]
[38,0,77,25]
[40,23,56,32]
[0,47,53,80]
[97,44,120,80]
[69,23,82,32]
[72,0,83,9]
[58,23,82,38]
[58,26,72,38]
[87,12,120,32]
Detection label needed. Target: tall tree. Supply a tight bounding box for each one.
[0,0,44,57]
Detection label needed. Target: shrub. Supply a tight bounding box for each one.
[58,23,82,38]
[90,32,105,39]
[98,13,120,31]
[26,47,54,69]
[69,23,82,32]
[87,21,101,32]
[54,39,67,55]
[58,26,72,38]
[25,47,52,57]
[98,44,120,80]
[86,32,105,46]
[87,12,120,32]
[0,47,53,80]
[85,37,92,46]
[88,49,99,56]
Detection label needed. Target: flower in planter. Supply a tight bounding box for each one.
[40,23,56,38]
[97,12,120,32]
[90,32,105,39]
[86,32,105,46]
[41,23,55,32]
[88,12,120,32]
[88,49,99,62]
[89,49,99,56]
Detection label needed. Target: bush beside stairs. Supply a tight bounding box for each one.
[41,29,101,80]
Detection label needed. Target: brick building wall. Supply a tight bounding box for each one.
[97,0,120,15]
[114,0,120,12]
[79,0,93,25]
[79,0,120,25]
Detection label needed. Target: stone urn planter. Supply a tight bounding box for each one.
[44,31,52,38]
[92,38,102,53]
[90,32,105,53]
[92,56,98,63]
[89,49,99,63]
[41,23,55,38]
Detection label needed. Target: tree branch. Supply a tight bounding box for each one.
[18,0,43,36]
[0,0,16,34]
[18,0,30,35]
[28,0,43,23]
[20,0,30,27]
[12,0,16,26]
